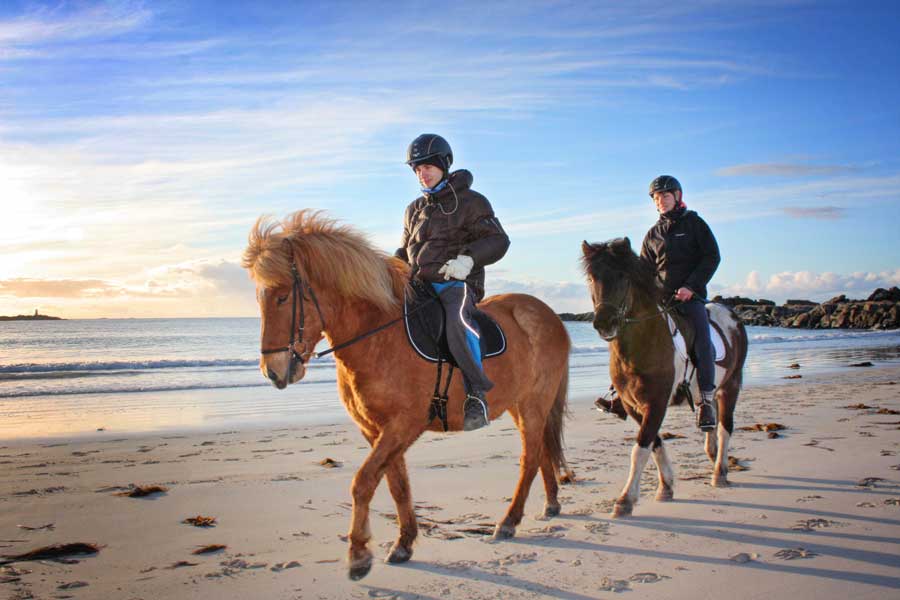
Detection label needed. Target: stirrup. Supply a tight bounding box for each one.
[463,393,489,432]
[595,386,627,420]
[697,392,717,431]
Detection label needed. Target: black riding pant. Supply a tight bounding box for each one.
[678,299,715,392]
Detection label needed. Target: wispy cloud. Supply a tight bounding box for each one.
[782,206,845,220]
[715,163,861,177]
[0,1,150,48]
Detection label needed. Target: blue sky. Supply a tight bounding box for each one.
[1,0,899,317]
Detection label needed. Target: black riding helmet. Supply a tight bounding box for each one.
[406,134,453,173]
[649,175,682,197]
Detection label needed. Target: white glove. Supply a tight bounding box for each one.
[438,255,474,281]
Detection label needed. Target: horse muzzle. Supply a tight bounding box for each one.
[592,313,619,341]
[260,351,307,389]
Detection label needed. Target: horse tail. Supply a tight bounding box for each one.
[545,359,575,484]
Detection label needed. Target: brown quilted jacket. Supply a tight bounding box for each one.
[395,170,509,301]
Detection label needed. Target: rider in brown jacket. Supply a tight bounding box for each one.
[396,134,509,431]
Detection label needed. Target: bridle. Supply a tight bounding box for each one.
[591,278,674,341]
[260,244,327,366]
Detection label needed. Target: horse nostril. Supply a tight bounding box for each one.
[266,368,279,382]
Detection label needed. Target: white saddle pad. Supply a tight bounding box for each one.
[667,311,725,362]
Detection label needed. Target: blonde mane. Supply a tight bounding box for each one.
[242,210,407,314]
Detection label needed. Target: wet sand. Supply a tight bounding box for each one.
[1,367,898,599]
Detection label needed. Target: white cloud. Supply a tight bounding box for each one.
[714,268,900,303]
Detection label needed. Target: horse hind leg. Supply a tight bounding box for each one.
[651,436,675,502]
[384,455,417,564]
[712,382,738,487]
[540,452,561,518]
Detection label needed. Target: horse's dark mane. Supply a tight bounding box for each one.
[581,238,662,305]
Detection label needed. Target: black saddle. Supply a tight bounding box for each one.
[403,280,506,365]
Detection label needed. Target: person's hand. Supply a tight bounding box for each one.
[674,287,694,302]
[438,255,474,280]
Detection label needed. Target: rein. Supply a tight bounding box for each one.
[314,283,452,359]
[593,280,677,340]
[261,245,446,361]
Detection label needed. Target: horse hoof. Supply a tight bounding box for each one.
[656,487,674,502]
[492,523,516,540]
[543,502,561,518]
[348,551,373,580]
[712,477,730,488]
[611,501,632,518]
[385,543,412,564]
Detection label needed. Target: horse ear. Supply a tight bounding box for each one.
[581,240,593,256]
[624,237,631,250]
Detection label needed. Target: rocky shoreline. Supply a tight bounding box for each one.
[559,286,900,330]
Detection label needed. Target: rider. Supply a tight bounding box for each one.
[395,134,510,432]
[641,175,721,431]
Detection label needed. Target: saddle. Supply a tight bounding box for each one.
[667,308,726,364]
[403,281,507,365]
[404,280,507,433]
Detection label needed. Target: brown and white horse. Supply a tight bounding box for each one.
[243,210,573,579]
[581,238,748,517]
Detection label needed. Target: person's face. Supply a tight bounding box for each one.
[414,163,444,189]
[652,190,677,213]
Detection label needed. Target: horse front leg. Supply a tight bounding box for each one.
[384,455,417,564]
[347,426,412,580]
[613,404,665,518]
[651,436,675,501]
[494,427,543,539]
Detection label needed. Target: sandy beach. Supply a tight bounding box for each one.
[1,366,898,599]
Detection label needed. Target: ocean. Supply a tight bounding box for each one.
[2,318,899,440]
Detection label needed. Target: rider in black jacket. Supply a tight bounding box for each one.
[641,175,721,431]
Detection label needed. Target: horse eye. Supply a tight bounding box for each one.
[277,295,289,305]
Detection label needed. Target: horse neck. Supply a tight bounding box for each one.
[613,282,669,361]
[321,293,403,366]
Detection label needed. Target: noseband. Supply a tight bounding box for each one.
[260,246,327,365]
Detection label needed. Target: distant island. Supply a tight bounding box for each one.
[559,286,900,330]
[0,310,63,321]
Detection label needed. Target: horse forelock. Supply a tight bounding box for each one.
[242,210,402,313]
[582,240,660,303]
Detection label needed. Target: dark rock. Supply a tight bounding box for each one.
[867,287,900,302]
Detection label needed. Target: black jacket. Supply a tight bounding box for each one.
[640,208,720,301]
[395,170,509,302]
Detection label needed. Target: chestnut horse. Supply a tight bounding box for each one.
[581,238,748,517]
[243,211,573,580]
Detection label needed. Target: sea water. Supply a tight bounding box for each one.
[2,318,899,439]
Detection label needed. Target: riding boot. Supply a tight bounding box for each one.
[697,390,717,431]
[463,390,490,431]
[595,385,627,420]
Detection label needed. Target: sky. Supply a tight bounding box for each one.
[1,0,899,318]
